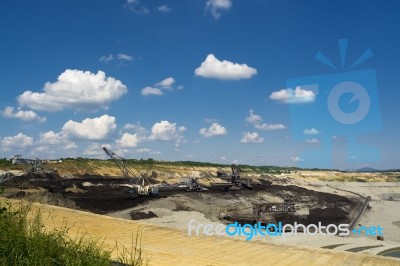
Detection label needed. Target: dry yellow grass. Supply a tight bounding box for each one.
[4,198,400,266]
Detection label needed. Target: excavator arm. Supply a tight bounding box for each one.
[102,147,157,196]
[102,147,136,178]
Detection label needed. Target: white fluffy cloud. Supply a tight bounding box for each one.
[141,77,179,97]
[246,109,262,125]
[199,122,227,137]
[303,128,319,135]
[269,86,315,103]
[18,69,128,112]
[205,0,232,19]
[39,131,64,145]
[255,123,286,131]
[1,133,33,149]
[38,131,77,150]
[245,109,286,131]
[141,87,163,96]
[240,132,264,144]
[149,121,186,147]
[62,115,116,140]
[195,54,257,80]
[306,138,320,144]
[156,77,175,89]
[1,106,46,122]
[116,133,140,148]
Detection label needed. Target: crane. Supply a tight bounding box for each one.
[102,147,158,196]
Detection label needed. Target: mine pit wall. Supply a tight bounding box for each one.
[3,172,366,230]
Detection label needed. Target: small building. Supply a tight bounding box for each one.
[12,155,41,165]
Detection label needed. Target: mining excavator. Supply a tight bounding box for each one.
[102,147,158,196]
[213,164,253,190]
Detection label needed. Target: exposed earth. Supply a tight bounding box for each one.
[2,167,400,260]
[2,172,362,227]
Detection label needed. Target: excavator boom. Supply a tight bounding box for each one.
[102,147,136,178]
[102,147,157,196]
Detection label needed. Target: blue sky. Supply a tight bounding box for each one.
[1,0,399,170]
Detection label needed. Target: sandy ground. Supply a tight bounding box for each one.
[4,198,400,266]
[108,181,400,257]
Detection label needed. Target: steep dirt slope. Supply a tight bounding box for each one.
[6,199,400,266]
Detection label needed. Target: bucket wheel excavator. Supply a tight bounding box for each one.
[102,147,158,196]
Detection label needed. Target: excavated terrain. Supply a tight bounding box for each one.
[1,171,363,227]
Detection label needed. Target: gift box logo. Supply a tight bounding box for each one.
[287,39,381,168]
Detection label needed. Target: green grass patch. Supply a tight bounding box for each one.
[0,187,147,266]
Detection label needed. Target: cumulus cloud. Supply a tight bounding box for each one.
[38,131,77,150]
[199,122,227,137]
[155,77,175,89]
[269,86,315,103]
[246,109,262,125]
[305,138,320,144]
[18,69,127,112]
[1,133,33,149]
[1,106,46,122]
[240,132,264,144]
[141,87,163,96]
[195,54,257,80]
[62,115,116,140]
[303,128,319,135]
[149,120,186,147]
[39,131,64,145]
[157,5,171,13]
[116,133,140,148]
[141,77,180,97]
[245,109,286,131]
[255,123,286,131]
[205,0,232,19]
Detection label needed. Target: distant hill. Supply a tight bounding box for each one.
[355,167,380,172]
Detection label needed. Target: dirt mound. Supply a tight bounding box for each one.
[130,211,157,220]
